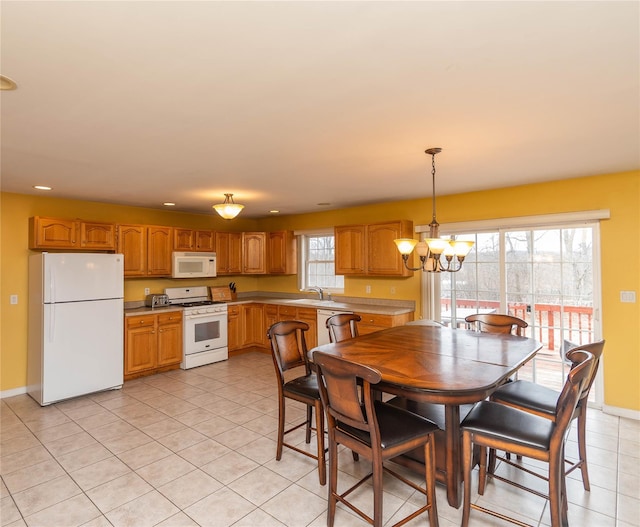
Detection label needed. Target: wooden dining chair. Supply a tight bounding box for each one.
[464,313,528,336]
[489,340,605,490]
[461,348,594,527]
[267,320,326,485]
[325,313,361,343]
[313,351,439,527]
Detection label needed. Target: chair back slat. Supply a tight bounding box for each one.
[326,313,361,343]
[564,340,605,401]
[267,321,310,376]
[465,313,528,336]
[553,350,594,441]
[314,351,381,433]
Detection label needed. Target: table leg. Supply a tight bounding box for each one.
[444,404,462,508]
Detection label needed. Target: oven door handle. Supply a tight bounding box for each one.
[185,312,226,320]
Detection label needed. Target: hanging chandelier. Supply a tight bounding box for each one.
[394,148,474,273]
[213,193,244,220]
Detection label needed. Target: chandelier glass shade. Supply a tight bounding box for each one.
[394,148,474,273]
[213,193,244,220]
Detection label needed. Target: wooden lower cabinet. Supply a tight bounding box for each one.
[124,311,182,379]
[354,311,413,335]
[228,303,266,354]
[227,302,414,355]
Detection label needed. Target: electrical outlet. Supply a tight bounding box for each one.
[390,287,396,295]
[144,288,150,296]
[365,285,371,294]
[10,295,18,305]
[620,290,636,303]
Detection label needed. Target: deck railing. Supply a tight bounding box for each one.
[441,299,594,351]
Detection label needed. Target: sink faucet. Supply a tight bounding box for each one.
[305,286,324,300]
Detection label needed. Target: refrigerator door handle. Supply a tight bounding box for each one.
[47,304,55,343]
[49,264,55,304]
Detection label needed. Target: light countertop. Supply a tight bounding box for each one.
[125,294,414,317]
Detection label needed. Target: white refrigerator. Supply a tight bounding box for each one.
[28,252,124,406]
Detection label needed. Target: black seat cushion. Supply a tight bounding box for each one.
[337,400,438,451]
[462,401,554,451]
[491,380,558,417]
[284,374,320,399]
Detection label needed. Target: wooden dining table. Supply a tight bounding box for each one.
[311,324,542,508]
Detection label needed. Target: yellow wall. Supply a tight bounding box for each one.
[2,170,639,412]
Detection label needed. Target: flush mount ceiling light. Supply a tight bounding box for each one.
[213,193,244,220]
[0,75,17,90]
[394,148,474,273]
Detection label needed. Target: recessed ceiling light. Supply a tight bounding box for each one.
[0,75,17,90]
[33,185,52,191]
[269,210,280,214]
[317,202,331,206]
[163,202,176,207]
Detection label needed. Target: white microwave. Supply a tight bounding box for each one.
[172,252,216,278]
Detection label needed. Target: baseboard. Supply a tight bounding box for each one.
[1,386,28,399]
[602,404,640,421]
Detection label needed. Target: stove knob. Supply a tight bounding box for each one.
[198,308,207,314]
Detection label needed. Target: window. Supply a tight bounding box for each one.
[298,232,344,292]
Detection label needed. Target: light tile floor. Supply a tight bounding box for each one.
[1,352,638,527]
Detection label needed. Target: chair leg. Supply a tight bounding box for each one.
[424,436,439,527]
[461,431,473,527]
[327,436,338,527]
[306,405,313,443]
[315,400,326,485]
[478,445,488,495]
[372,452,384,527]
[276,395,285,460]
[576,407,590,491]
[548,449,567,527]
[488,447,497,474]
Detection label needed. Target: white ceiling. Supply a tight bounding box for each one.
[1,1,638,218]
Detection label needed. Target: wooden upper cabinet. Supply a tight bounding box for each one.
[367,220,413,277]
[173,228,215,252]
[80,222,116,250]
[335,220,413,276]
[242,232,266,274]
[117,224,146,276]
[173,228,194,251]
[29,216,115,250]
[147,226,172,276]
[216,232,242,275]
[117,224,172,277]
[268,230,297,274]
[195,230,215,252]
[335,224,367,275]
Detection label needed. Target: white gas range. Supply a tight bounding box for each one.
[164,286,228,369]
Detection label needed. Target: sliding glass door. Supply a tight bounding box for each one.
[436,224,601,402]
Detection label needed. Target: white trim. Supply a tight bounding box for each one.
[1,386,28,399]
[602,404,640,421]
[416,210,610,235]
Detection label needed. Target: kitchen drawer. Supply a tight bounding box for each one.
[296,307,316,319]
[355,313,394,327]
[278,305,298,318]
[158,311,182,325]
[126,315,155,328]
